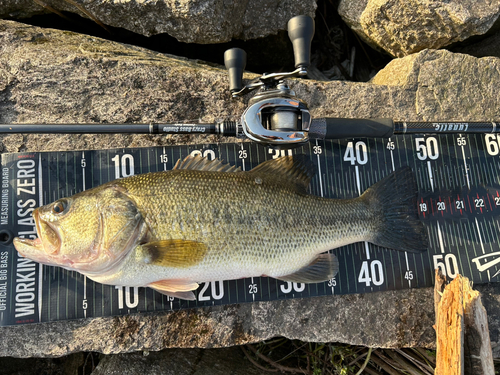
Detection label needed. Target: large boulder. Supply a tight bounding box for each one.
[338,0,500,57]
[0,0,316,43]
[1,21,500,357]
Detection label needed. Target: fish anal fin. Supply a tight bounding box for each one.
[275,253,339,283]
[249,155,315,194]
[141,240,207,268]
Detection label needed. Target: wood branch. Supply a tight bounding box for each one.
[462,278,495,375]
[435,269,463,374]
[434,271,494,375]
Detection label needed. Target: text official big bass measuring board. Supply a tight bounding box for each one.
[1,133,500,326]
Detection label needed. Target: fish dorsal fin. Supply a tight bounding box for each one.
[249,155,315,193]
[173,155,242,173]
[141,239,207,268]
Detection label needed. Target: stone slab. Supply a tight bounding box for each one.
[1,21,500,357]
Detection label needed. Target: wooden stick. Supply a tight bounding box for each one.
[435,270,463,374]
[434,270,494,375]
[462,278,495,374]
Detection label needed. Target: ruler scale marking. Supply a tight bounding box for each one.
[2,135,500,325]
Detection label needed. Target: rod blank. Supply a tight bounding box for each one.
[0,124,153,134]
[0,123,224,135]
[394,121,498,134]
[308,118,500,140]
[0,120,497,141]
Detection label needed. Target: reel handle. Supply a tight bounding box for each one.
[287,15,315,69]
[224,48,247,93]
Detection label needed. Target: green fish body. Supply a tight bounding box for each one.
[14,155,427,300]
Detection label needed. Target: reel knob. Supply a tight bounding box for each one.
[224,48,247,93]
[287,15,315,69]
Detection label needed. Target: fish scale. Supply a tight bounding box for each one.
[112,167,375,282]
[1,135,500,325]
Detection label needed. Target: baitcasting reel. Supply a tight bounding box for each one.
[223,15,313,148]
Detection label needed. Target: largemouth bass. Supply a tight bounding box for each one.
[14,155,428,300]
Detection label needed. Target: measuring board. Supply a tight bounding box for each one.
[0,133,500,326]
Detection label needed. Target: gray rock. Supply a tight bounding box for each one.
[0,0,316,43]
[91,347,261,375]
[338,0,500,57]
[0,289,436,358]
[86,283,500,374]
[1,21,500,357]
[368,49,500,121]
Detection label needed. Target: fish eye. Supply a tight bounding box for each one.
[52,199,68,215]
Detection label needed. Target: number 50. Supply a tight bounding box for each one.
[415,137,439,161]
[433,254,458,278]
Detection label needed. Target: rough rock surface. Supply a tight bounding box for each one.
[1,21,500,357]
[338,0,500,57]
[0,289,435,357]
[87,283,500,373]
[0,0,316,43]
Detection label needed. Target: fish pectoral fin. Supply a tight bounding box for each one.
[149,279,199,292]
[275,253,339,283]
[148,279,199,301]
[153,290,197,301]
[141,240,207,267]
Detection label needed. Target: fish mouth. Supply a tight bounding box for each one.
[13,236,50,264]
[35,210,61,255]
[13,209,61,262]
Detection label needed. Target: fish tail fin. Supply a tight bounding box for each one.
[362,167,428,253]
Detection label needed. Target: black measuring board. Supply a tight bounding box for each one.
[0,133,499,326]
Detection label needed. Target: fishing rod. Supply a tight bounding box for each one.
[0,15,498,149]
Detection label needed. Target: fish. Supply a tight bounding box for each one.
[13,155,428,300]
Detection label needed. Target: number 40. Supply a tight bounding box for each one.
[358,260,384,286]
[344,141,368,165]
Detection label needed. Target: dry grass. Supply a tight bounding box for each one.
[242,338,437,375]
